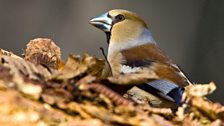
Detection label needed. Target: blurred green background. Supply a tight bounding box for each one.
[0,0,223,103]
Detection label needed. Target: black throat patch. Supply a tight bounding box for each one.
[106,32,111,44]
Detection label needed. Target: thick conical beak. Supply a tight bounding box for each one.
[89,12,112,32]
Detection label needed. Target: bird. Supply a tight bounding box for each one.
[89,9,191,107]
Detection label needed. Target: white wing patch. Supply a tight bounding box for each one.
[121,65,141,74]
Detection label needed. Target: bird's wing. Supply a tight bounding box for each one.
[120,43,188,104]
[137,80,184,105]
[120,43,189,87]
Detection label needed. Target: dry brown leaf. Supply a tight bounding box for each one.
[176,82,224,122]
[67,102,93,119]
[0,55,52,80]
[76,75,96,86]
[141,106,173,116]
[0,55,45,99]
[51,55,88,80]
[181,117,202,126]
[84,55,104,77]
[125,86,176,108]
[107,69,159,85]
[151,114,175,126]
[79,82,134,105]
[191,97,224,120]
[0,90,81,126]
[184,82,216,97]
[0,65,12,85]
[60,119,105,126]
[0,48,23,59]
[80,103,143,125]
[210,119,223,126]
[51,54,102,80]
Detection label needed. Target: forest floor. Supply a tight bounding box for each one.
[0,38,223,126]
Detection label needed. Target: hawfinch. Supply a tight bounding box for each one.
[90,9,191,106]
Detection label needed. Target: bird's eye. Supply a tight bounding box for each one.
[115,14,125,22]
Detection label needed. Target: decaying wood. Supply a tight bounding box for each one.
[0,38,223,126]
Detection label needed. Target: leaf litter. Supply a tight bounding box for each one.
[0,38,223,126]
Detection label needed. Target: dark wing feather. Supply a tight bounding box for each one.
[123,59,154,67]
[137,80,184,105]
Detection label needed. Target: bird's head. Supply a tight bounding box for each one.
[90,9,155,51]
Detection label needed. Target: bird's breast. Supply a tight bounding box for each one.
[107,51,124,76]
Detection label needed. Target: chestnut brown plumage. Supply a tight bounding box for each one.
[90,9,191,106]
